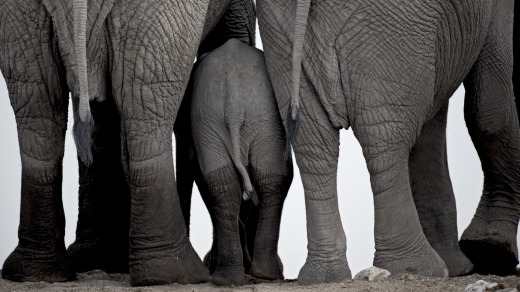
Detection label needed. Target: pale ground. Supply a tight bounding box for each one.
[0,270,519,292]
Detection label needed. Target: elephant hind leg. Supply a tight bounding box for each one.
[1,1,74,282]
[460,2,520,276]
[2,71,74,283]
[289,79,350,285]
[193,122,245,285]
[201,164,244,286]
[248,125,292,281]
[409,103,473,276]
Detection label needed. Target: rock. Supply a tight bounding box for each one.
[77,269,111,281]
[354,267,391,281]
[496,289,518,292]
[465,280,504,292]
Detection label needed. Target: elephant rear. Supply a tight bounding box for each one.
[187,38,293,285]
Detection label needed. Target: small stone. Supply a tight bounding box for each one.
[465,280,504,292]
[496,289,518,292]
[354,266,391,281]
[77,269,111,281]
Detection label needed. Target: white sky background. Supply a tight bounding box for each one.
[0,21,519,280]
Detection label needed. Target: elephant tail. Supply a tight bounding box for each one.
[227,123,259,206]
[514,0,519,118]
[73,0,92,123]
[290,0,311,120]
[72,0,94,164]
[286,0,311,150]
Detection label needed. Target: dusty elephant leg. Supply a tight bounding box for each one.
[351,75,448,277]
[67,97,130,274]
[409,104,473,276]
[460,3,520,275]
[249,169,290,280]
[2,84,73,283]
[289,84,350,285]
[120,119,208,286]
[248,122,292,280]
[201,165,244,286]
[2,90,73,283]
[0,1,74,282]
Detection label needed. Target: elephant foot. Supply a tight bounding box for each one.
[203,249,218,273]
[129,243,209,286]
[67,240,129,273]
[2,246,75,282]
[251,254,284,280]
[211,266,245,286]
[460,217,519,276]
[374,244,448,278]
[437,249,474,277]
[297,256,351,285]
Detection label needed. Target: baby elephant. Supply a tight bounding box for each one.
[175,38,293,286]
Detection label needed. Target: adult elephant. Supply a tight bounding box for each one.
[0,0,255,286]
[68,0,257,275]
[258,0,520,284]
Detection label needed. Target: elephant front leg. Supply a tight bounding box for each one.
[67,98,131,274]
[461,5,520,275]
[409,104,473,276]
[354,123,448,278]
[121,120,209,286]
[352,75,448,278]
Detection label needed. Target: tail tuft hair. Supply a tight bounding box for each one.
[247,188,259,206]
[73,109,94,166]
[284,105,300,160]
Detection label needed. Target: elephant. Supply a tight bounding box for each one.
[174,38,293,286]
[257,0,520,284]
[68,0,257,276]
[0,0,255,286]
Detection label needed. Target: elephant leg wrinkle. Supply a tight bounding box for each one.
[353,95,448,278]
[124,152,209,286]
[0,2,74,279]
[250,172,290,280]
[201,165,245,286]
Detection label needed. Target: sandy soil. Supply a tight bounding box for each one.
[0,270,519,292]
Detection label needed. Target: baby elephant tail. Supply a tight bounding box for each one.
[228,124,259,206]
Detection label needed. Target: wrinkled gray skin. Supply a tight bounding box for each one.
[258,0,520,284]
[0,0,255,286]
[174,39,293,286]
